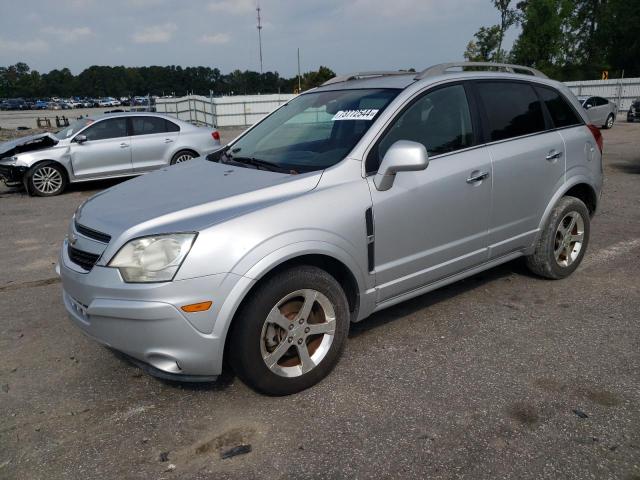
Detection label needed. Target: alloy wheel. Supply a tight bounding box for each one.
[174,153,193,163]
[554,211,585,267]
[32,166,63,194]
[260,289,336,378]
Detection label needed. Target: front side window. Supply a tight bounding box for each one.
[595,97,608,106]
[476,81,546,141]
[223,88,399,172]
[131,116,167,136]
[82,118,128,141]
[372,84,474,171]
[535,86,582,128]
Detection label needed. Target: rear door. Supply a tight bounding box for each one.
[130,116,181,172]
[474,80,565,259]
[70,117,132,178]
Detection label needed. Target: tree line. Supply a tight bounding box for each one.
[464,0,639,80]
[0,64,336,99]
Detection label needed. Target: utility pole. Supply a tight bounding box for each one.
[256,1,263,74]
[297,48,301,92]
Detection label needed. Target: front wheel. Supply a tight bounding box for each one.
[229,266,350,395]
[526,196,590,279]
[25,162,67,196]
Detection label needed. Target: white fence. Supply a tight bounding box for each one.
[156,78,640,129]
[155,93,296,128]
[564,78,640,111]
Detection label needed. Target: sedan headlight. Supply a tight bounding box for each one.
[108,233,197,282]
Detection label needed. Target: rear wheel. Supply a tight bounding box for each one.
[25,162,67,196]
[229,266,350,395]
[526,196,590,279]
[603,113,614,129]
[170,150,196,165]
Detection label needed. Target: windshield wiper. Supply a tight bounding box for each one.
[226,156,289,173]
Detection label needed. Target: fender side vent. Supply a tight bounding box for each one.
[365,208,374,273]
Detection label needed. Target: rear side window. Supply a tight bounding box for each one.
[131,116,168,135]
[535,86,583,128]
[82,118,127,141]
[165,120,180,132]
[476,82,546,141]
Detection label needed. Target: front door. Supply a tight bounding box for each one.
[70,117,132,178]
[367,84,492,302]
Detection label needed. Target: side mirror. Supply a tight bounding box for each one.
[75,134,87,144]
[374,140,429,191]
[584,104,593,110]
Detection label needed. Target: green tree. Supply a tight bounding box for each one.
[464,26,502,61]
[510,0,573,76]
[493,0,518,62]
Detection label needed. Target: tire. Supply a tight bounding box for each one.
[229,265,350,395]
[170,150,196,165]
[525,196,590,279]
[25,161,67,197]
[603,113,614,129]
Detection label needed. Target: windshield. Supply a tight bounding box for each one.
[54,118,94,140]
[223,89,399,172]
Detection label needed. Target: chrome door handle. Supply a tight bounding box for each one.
[164,138,174,143]
[466,171,490,184]
[545,150,563,161]
[120,143,129,148]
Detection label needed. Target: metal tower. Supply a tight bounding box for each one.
[256,1,263,74]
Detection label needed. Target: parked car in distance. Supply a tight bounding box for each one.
[55,62,603,395]
[0,112,221,196]
[0,98,29,110]
[577,95,617,129]
[627,98,640,122]
[34,100,50,110]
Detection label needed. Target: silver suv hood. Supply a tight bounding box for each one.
[75,159,322,239]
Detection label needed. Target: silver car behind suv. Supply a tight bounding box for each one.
[0,112,221,196]
[58,62,603,395]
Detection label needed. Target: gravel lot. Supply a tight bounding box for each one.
[1,123,639,479]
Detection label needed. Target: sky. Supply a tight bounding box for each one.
[0,0,519,77]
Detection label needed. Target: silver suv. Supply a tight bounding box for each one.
[58,62,603,395]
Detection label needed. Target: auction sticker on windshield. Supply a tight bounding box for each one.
[332,109,379,121]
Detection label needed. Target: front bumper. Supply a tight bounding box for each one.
[58,239,243,379]
[0,164,27,186]
[627,111,639,122]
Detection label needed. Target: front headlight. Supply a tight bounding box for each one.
[108,233,197,283]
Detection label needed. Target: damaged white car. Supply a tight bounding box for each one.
[0,112,221,196]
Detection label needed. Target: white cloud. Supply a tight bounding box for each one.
[207,0,255,15]
[131,23,177,44]
[42,26,93,43]
[0,37,49,54]
[199,33,231,45]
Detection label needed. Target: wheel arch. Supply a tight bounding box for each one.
[215,249,364,373]
[24,159,70,192]
[534,178,598,250]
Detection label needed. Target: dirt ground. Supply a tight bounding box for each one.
[1,123,639,479]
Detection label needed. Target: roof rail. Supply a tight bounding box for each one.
[415,62,548,80]
[322,70,412,86]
